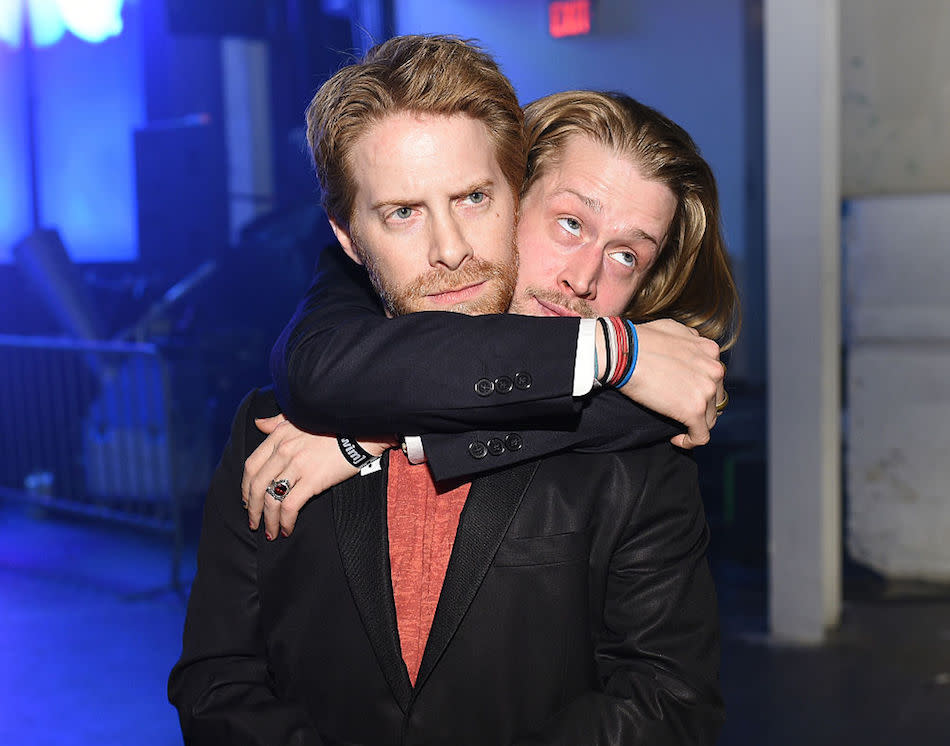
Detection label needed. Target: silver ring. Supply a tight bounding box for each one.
[266,478,292,502]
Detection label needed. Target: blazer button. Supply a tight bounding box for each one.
[494,375,514,394]
[468,440,489,459]
[504,433,523,451]
[487,437,505,456]
[474,378,494,397]
[513,371,532,390]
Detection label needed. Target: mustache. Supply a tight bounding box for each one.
[523,287,596,318]
[405,257,509,298]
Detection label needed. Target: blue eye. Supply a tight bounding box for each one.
[557,217,581,236]
[393,207,413,220]
[608,250,637,268]
[465,191,486,205]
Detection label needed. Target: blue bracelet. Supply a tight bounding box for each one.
[615,320,639,388]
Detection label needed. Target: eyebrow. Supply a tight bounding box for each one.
[555,187,603,214]
[553,187,664,248]
[370,179,497,211]
[451,179,496,201]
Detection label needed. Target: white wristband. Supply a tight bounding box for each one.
[402,435,427,465]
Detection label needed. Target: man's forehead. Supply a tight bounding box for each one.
[350,111,503,195]
[529,136,676,247]
[546,134,634,181]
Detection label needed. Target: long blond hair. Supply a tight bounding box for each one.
[524,91,740,348]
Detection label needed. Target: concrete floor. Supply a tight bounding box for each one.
[1,505,192,746]
[3,501,949,746]
[716,569,950,745]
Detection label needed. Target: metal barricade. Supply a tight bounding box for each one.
[0,334,206,594]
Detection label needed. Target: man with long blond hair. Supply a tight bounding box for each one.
[170,35,729,745]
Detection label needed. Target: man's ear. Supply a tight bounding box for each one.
[328,217,363,266]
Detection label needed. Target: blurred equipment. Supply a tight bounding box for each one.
[0,335,205,594]
[13,228,105,340]
[165,0,273,38]
[134,116,229,284]
[113,259,217,343]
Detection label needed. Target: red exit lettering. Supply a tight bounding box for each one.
[549,0,592,38]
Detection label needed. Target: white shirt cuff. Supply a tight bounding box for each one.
[572,318,597,397]
[403,435,427,464]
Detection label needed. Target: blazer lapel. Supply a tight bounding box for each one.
[413,460,540,692]
[332,453,412,709]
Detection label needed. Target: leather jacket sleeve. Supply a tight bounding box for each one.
[168,390,325,746]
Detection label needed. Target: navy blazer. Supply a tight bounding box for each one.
[169,388,723,745]
[269,245,682,482]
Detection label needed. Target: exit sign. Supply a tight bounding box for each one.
[549,0,592,38]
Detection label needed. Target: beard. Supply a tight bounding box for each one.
[509,285,596,318]
[359,239,519,318]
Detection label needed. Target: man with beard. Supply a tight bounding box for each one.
[170,35,727,745]
[244,85,737,537]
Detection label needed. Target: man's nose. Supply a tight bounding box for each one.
[556,245,601,299]
[428,213,473,271]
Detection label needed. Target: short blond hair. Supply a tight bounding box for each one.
[523,91,740,349]
[306,35,526,230]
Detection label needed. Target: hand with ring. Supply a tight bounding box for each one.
[265,478,291,502]
[241,414,393,540]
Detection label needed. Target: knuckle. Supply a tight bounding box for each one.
[700,338,720,355]
[690,395,706,416]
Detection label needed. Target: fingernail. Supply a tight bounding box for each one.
[280,528,289,538]
[265,532,273,541]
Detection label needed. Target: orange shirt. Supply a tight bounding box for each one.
[387,449,471,685]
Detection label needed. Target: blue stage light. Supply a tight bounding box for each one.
[57,0,125,44]
[28,0,67,47]
[0,0,125,48]
[0,1,24,47]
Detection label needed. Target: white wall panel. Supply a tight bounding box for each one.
[845,195,950,580]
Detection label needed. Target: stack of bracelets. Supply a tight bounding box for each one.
[597,317,639,389]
